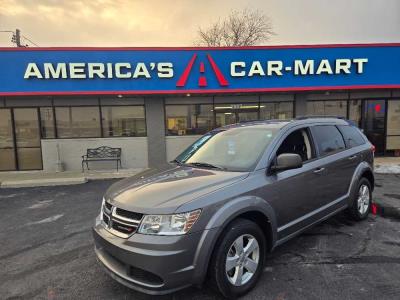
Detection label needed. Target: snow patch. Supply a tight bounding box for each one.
[27,214,64,225]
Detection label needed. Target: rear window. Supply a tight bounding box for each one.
[337,125,366,148]
[311,125,346,156]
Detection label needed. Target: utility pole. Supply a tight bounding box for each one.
[15,29,22,47]
[10,29,25,47]
[2,28,37,47]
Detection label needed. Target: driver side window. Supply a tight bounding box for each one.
[277,128,315,162]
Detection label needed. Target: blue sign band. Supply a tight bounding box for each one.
[0,44,399,95]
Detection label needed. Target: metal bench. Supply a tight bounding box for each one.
[81,146,122,172]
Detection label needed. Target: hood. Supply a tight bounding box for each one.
[104,163,248,214]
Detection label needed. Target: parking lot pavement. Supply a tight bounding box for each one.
[0,174,399,300]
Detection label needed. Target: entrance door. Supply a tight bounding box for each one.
[215,103,259,127]
[13,108,42,170]
[362,100,386,154]
[0,109,16,171]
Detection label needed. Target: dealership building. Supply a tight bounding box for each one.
[0,43,399,172]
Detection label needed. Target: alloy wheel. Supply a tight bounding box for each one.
[357,184,370,215]
[225,234,260,286]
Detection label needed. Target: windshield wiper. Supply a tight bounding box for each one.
[170,159,183,165]
[187,162,226,170]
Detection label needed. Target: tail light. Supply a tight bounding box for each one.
[371,145,376,154]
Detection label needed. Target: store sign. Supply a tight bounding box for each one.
[0,44,399,95]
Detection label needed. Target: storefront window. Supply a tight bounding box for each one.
[0,109,16,170]
[166,104,213,135]
[14,108,42,170]
[215,103,259,127]
[307,100,347,118]
[40,107,55,138]
[55,107,101,138]
[386,100,400,151]
[349,100,362,127]
[102,106,146,137]
[260,102,293,120]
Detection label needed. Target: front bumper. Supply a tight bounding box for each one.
[92,217,218,295]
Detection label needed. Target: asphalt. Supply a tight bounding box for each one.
[0,174,399,300]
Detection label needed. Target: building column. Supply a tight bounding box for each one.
[145,97,167,167]
[294,93,307,117]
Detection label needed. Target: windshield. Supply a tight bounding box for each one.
[175,126,280,172]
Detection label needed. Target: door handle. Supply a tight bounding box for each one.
[313,167,326,174]
[348,155,357,160]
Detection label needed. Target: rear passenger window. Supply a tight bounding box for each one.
[311,125,345,156]
[337,125,366,148]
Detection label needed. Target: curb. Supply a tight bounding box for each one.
[0,177,88,188]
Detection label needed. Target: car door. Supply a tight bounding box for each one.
[261,126,323,239]
[309,125,350,208]
[337,124,366,188]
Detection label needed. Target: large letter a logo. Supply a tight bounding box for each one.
[176,54,229,88]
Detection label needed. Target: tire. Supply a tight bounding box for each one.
[208,218,266,299]
[347,177,372,221]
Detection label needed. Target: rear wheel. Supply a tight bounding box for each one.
[348,177,372,220]
[208,218,266,299]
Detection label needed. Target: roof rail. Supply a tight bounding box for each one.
[295,115,346,120]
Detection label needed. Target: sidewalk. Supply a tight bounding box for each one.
[0,168,144,188]
[374,157,400,174]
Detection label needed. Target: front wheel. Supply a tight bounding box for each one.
[347,177,372,220]
[208,218,266,299]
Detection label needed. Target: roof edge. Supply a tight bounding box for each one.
[0,42,400,51]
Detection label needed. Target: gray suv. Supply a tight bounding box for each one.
[93,117,374,298]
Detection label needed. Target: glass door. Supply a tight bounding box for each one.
[0,109,16,171]
[362,100,386,154]
[13,108,42,170]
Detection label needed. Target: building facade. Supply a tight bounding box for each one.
[0,44,399,171]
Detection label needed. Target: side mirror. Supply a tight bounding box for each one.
[270,153,303,172]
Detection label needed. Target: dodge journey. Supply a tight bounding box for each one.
[93,117,374,298]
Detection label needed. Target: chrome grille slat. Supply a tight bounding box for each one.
[112,210,141,224]
[103,205,111,214]
[111,218,140,228]
[102,201,143,238]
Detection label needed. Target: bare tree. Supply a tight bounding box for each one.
[195,9,274,47]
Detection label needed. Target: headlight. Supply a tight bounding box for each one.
[138,209,201,235]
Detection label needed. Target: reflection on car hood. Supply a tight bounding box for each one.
[104,164,248,214]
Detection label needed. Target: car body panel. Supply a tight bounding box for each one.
[104,164,249,214]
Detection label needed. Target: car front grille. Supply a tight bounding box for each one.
[104,201,112,211]
[115,208,143,220]
[102,201,143,238]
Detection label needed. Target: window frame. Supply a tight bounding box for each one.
[274,126,317,165]
[310,124,347,158]
[100,105,147,137]
[39,106,56,139]
[268,126,318,174]
[306,99,348,119]
[37,104,147,140]
[54,106,102,139]
[259,101,294,120]
[165,103,214,136]
[336,124,366,149]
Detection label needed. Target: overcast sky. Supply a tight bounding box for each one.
[0,0,399,47]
